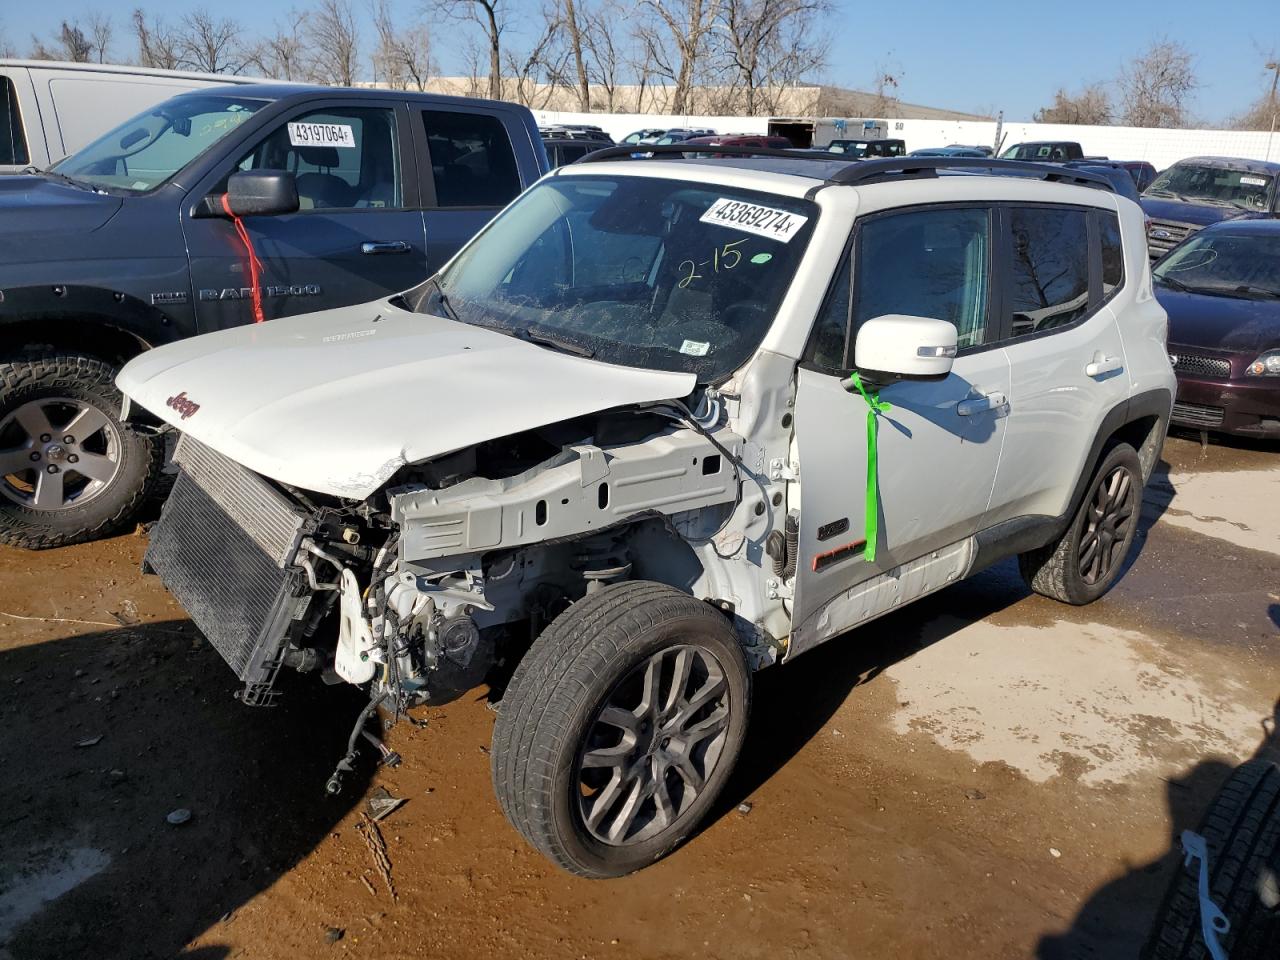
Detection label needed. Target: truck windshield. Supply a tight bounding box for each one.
[407,174,818,382]
[52,94,267,193]
[1146,164,1274,210]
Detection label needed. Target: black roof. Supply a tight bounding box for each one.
[166,82,517,113]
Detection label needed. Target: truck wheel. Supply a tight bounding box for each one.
[1018,442,1142,605]
[0,352,163,549]
[491,581,750,878]
[1143,760,1280,959]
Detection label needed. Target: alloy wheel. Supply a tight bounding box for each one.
[576,644,732,846]
[1078,464,1136,585]
[0,398,122,511]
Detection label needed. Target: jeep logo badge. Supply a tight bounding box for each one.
[167,391,201,420]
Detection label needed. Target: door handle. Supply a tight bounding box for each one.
[956,392,1007,416]
[361,240,412,255]
[1085,355,1124,377]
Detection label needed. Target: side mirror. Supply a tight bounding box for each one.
[222,169,299,217]
[853,314,958,382]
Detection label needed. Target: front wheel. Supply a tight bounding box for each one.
[1018,442,1143,605]
[0,352,163,549]
[491,581,750,878]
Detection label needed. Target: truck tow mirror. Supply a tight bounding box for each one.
[853,314,958,383]
[223,169,299,217]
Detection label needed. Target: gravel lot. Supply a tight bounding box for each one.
[1,431,1277,960]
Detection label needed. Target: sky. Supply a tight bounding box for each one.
[4,0,1278,124]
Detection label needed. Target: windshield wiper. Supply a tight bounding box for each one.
[1145,189,1180,199]
[425,277,460,323]
[512,327,595,359]
[1232,283,1280,299]
[27,168,91,191]
[1155,274,1190,291]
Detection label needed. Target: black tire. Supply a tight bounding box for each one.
[491,581,750,878]
[1018,442,1142,605]
[0,352,163,549]
[1143,761,1280,959]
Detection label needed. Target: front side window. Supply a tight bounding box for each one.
[423,110,520,207]
[54,94,266,193]
[1153,231,1280,299]
[409,174,818,381]
[237,107,401,210]
[1146,163,1274,211]
[1,77,28,166]
[852,207,992,349]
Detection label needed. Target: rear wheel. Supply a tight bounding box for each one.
[0,352,163,549]
[491,581,750,878]
[1018,442,1142,605]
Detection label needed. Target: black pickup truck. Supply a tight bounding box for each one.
[0,84,548,548]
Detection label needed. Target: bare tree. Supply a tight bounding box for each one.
[636,0,721,115]
[87,13,113,63]
[371,0,433,90]
[1230,56,1280,131]
[504,13,567,107]
[248,12,308,80]
[176,9,247,73]
[716,0,831,115]
[31,21,93,62]
[132,9,182,70]
[432,0,508,100]
[556,0,591,110]
[582,0,625,111]
[1034,84,1112,125]
[305,0,362,85]
[1118,39,1196,128]
[868,63,902,118]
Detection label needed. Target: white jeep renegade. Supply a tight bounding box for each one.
[118,150,1175,878]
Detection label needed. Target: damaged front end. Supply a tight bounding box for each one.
[145,400,761,791]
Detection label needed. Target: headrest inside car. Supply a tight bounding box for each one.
[298,146,340,168]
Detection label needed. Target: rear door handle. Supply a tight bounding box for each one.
[361,241,412,255]
[956,392,1007,416]
[1085,355,1124,377]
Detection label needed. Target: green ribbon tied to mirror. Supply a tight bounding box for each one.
[846,373,891,563]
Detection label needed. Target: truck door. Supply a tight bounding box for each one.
[182,100,428,331]
[789,205,1009,655]
[412,107,534,274]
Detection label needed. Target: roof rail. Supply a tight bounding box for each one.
[575,144,1116,192]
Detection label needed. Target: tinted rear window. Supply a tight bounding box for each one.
[422,110,521,207]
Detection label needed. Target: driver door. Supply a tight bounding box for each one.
[789,205,1010,654]
[182,100,427,332]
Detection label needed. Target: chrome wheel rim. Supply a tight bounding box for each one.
[0,398,122,511]
[1078,465,1136,585]
[576,644,732,846]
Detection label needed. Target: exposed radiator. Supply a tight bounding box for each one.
[144,435,313,703]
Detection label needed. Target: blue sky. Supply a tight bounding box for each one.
[4,1,1277,123]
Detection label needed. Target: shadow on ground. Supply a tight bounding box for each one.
[1036,701,1280,959]
[0,620,370,959]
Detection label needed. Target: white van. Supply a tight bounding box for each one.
[0,59,260,174]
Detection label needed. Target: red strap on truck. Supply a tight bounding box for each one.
[220,193,266,324]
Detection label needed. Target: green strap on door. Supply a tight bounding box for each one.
[846,373,891,563]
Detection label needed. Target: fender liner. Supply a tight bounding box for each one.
[0,284,192,358]
[969,386,1172,574]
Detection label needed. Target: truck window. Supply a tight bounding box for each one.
[237,107,402,210]
[422,110,521,208]
[1,77,28,166]
[1006,207,1090,337]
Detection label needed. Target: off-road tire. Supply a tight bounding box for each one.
[0,352,163,549]
[1018,442,1142,605]
[1143,760,1280,959]
[491,581,750,878]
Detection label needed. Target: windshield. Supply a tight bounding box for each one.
[1153,232,1280,299]
[1145,164,1274,210]
[406,174,817,381]
[53,94,267,193]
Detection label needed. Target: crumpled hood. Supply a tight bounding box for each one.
[1157,287,1280,357]
[0,175,123,238]
[1139,195,1261,227]
[117,299,696,498]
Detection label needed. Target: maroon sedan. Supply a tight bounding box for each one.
[1154,218,1280,438]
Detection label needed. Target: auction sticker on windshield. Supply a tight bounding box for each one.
[288,122,356,149]
[699,198,808,242]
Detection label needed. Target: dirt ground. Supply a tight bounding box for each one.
[1,430,1278,960]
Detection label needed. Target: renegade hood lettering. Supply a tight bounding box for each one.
[116,298,696,498]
